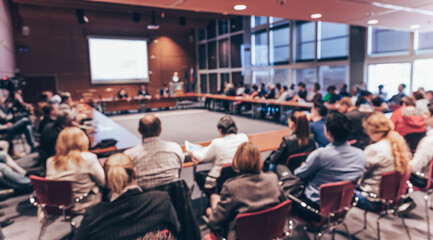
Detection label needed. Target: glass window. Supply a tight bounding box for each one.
[232,72,244,86]
[220,73,230,91]
[319,65,348,91]
[253,70,270,85]
[270,23,290,65]
[200,74,208,93]
[198,44,206,69]
[209,73,218,93]
[294,68,316,93]
[197,29,206,41]
[416,31,433,52]
[270,17,285,24]
[218,20,229,35]
[219,39,229,68]
[413,59,433,91]
[207,41,217,69]
[318,22,349,59]
[252,30,268,66]
[369,28,410,55]
[207,20,216,39]
[231,34,243,68]
[251,16,268,28]
[367,63,411,97]
[271,69,289,86]
[230,16,243,32]
[293,21,315,62]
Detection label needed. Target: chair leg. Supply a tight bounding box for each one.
[331,229,335,240]
[425,194,431,240]
[38,219,49,240]
[398,213,412,240]
[69,221,76,240]
[363,211,368,230]
[377,214,385,240]
[343,223,352,240]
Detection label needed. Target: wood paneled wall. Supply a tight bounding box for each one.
[13,4,198,99]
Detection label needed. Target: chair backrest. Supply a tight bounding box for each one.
[29,175,74,216]
[425,160,433,190]
[285,152,311,172]
[319,181,356,219]
[404,132,426,152]
[379,171,410,207]
[216,164,238,193]
[235,200,292,240]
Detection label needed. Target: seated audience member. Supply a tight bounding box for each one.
[388,83,406,105]
[425,90,433,104]
[350,85,361,106]
[257,83,267,98]
[410,103,433,188]
[413,91,429,114]
[124,114,184,189]
[38,104,57,133]
[224,83,237,97]
[242,84,251,95]
[14,89,32,112]
[40,109,77,163]
[323,86,341,104]
[310,83,323,103]
[355,112,411,211]
[75,153,180,240]
[208,142,285,239]
[46,127,104,213]
[309,102,329,147]
[355,91,388,112]
[190,116,248,191]
[236,83,245,96]
[117,88,129,99]
[286,84,296,101]
[0,111,36,155]
[274,83,282,99]
[377,85,387,100]
[58,92,74,111]
[265,111,316,171]
[290,111,365,221]
[265,84,276,99]
[338,97,370,149]
[275,85,289,102]
[390,96,426,137]
[339,83,350,98]
[247,85,259,98]
[137,85,150,97]
[159,84,169,97]
[0,141,31,194]
[297,82,307,101]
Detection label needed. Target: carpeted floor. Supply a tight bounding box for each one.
[1,109,433,240]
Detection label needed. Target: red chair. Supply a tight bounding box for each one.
[354,171,412,240]
[404,132,426,153]
[29,175,91,240]
[235,200,292,240]
[285,152,311,172]
[412,161,433,239]
[289,181,356,240]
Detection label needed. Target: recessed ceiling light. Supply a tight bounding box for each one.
[234,4,247,10]
[311,13,322,19]
[410,24,420,29]
[368,19,379,25]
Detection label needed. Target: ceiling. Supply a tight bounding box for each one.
[85,0,433,32]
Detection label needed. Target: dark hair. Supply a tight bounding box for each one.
[42,104,54,117]
[399,96,415,107]
[361,91,372,97]
[341,84,347,90]
[60,94,70,103]
[314,102,328,117]
[325,111,352,142]
[260,83,265,88]
[290,111,310,146]
[56,110,76,127]
[40,93,49,102]
[138,114,162,138]
[428,103,433,116]
[400,84,406,89]
[252,85,258,91]
[413,91,424,100]
[378,85,384,89]
[314,83,321,91]
[217,115,238,135]
[298,82,306,88]
[276,83,281,90]
[283,85,288,91]
[290,84,295,90]
[327,85,337,92]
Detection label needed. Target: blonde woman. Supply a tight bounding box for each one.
[75,153,180,240]
[208,142,285,240]
[46,127,104,213]
[355,112,411,211]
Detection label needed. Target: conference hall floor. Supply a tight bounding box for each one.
[2,109,432,239]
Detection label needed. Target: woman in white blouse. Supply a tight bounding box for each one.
[190,115,248,191]
[46,127,105,213]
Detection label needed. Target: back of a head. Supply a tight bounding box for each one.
[362,112,410,174]
[413,91,424,100]
[314,83,321,91]
[327,85,337,92]
[232,142,262,174]
[298,82,306,88]
[341,83,347,90]
[54,127,89,169]
[139,114,161,138]
[217,115,238,135]
[42,104,54,117]
[104,153,135,194]
[252,85,258,91]
[56,109,76,127]
[290,111,310,146]
[399,96,415,107]
[339,96,353,108]
[283,85,288,91]
[276,83,281,90]
[314,102,328,117]
[60,92,71,103]
[325,111,352,142]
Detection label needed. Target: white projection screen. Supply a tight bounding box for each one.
[88,36,149,84]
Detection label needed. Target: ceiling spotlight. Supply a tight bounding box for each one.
[75,9,89,24]
[410,24,420,29]
[311,13,322,19]
[147,11,159,30]
[234,4,247,10]
[368,19,379,25]
[132,12,140,23]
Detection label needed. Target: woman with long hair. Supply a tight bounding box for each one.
[355,112,411,211]
[46,127,105,213]
[265,111,316,171]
